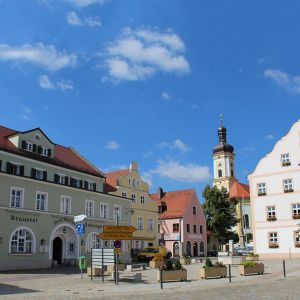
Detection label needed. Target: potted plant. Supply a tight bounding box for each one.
[156,258,187,282]
[200,258,227,279]
[269,243,279,249]
[246,252,259,261]
[239,261,264,276]
[149,254,165,269]
[180,253,191,265]
[267,216,277,221]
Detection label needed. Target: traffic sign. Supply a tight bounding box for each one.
[74,215,87,223]
[75,223,85,235]
[114,240,122,248]
[103,225,137,234]
[99,232,132,240]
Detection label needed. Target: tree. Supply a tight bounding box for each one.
[202,185,238,244]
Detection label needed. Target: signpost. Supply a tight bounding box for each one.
[75,223,85,235]
[91,249,114,283]
[103,225,137,233]
[99,232,132,240]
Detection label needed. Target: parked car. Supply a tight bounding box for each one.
[137,246,170,262]
[207,249,217,257]
[233,246,253,256]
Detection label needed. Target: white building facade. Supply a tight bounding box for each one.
[248,119,300,258]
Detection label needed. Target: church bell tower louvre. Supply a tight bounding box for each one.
[212,114,235,191]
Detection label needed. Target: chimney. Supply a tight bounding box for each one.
[157,187,163,200]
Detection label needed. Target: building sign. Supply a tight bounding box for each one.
[188,234,202,239]
[10,215,38,223]
[164,234,180,241]
[53,217,102,230]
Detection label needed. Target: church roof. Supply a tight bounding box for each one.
[229,180,250,199]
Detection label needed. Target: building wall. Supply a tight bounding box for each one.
[249,119,300,258]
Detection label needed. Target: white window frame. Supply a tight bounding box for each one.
[283,179,293,191]
[267,206,276,218]
[35,168,44,180]
[257,183,266,195]
[9,227,36,254]
[140,194,145,204]
[25,141,33,152]
[35,191,48,211]
[137,217,144,230]
[9,161,23,176]
[281,153,290,164]
[58,174,66,185]
[86,232,102,253]
[60,196,72,214]
[87,181,94,191]
[131,193,136,203]
[292,203,300,216]
[41,147,48,156]
[100,203,109,219]
[10,187,24,208]
[122,191,127,198]
[85,200,95,217]
[147,218,153,231]
[269,232,278,244]
[114,205,121,221]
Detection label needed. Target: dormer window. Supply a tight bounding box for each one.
[281,154,291,166]
[24,141,33,152]
[41,147,48,156]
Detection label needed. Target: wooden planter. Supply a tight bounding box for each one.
[239,263,264,276]
[180,257,191,265]
[87,267,103,277]
[200,267,227,279]
[107,264,125,273]
[149,260,164,269]
[157,269,187,282]
[246,255,259,261]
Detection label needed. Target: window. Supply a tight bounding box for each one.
[218,169,222,177]
[60,196,71,214]
[200,225,203,234]
[193,225,197,233]
[36,192,47,211]
[41,147,48,156]
[59,175,66,185]
[186,224,190,233]
[32,168,46,181]
[193,206,196,215]
[257,183,266,196]
[244,214,250,228]
[114,206,121,221]
[131,194,136,203]
[295,231,300,247]
[122,191,127,198]
[128,178,131,185]
[25,142,33,152]
[10,188,24,208]
[281,154,291,166]
[147,218,153,231]
[100,203,108,219]
[231,169,234,177]
[137,217,144,230]
[292,204,300,219]
[269,232,279,248]
[70,178,81,188]
[140,195,145,204]
[85,200,94,217]
[6,162,24,176]
[267,206,276,221]
[283,179,293,192]
[86,233,102,252]
[10,228,34,253]
[173,223,179,233]
[87,181,95,191]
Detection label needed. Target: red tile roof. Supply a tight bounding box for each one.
[150,189,195,219]
[103,169,130,193]
[229,180,250,199]
[0,125,102,177]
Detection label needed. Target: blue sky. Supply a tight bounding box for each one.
[1,0,300,198]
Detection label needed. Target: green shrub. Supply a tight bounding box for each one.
[205,258,214,268]
[165,259,173,270]
[215,261,226,268]
[240,261,257,267]
[174,259,182,270]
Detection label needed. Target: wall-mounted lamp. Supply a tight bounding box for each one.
[62,227,66,234]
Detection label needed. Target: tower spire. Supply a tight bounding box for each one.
[220,113,223,127]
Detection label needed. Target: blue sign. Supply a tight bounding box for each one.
[76,223,85,235]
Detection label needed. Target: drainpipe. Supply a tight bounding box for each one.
[179,218,183,257]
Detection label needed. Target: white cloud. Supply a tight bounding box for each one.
[21,105,32,121]
[161,92,171,100]
[66,0,109,8]
[67,11,101,27]
[105,141,120,150]
[149,159,211,183]
[104,27,190,81]
[38,75,73,91]
[264,69,300,94]
[265,134,274,140]
[141,171,153,187]
[143,151,153,158]
[0,43,77,71]
[159,139,189,153]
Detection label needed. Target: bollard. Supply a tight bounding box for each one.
[160,268,163,289]
[228,264,232,283]
[283,260,286,278]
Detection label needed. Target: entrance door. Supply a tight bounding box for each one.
[53,237,63,264]
[193,241,198,257]
[186,241,191,256]
[173,242,180,257]
[200,241,205,256]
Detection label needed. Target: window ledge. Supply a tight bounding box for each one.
[282,162,291,167]
[267,217,277,221]
[269,244,279,249]
[9,252,35,256]
[284,189,294,193]
[258,193,267,196]
[292,215,300,219]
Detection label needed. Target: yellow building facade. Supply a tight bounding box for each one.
[104,161,158,254]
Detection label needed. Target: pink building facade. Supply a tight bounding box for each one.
[151,188,207,257]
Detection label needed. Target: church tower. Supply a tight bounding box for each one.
[212,115,235,191]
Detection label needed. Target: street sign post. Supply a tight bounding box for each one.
[103,225,137,234]
[99,232,132,240]
[75,223,85,235]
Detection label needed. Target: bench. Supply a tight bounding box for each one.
[126,263,147,272]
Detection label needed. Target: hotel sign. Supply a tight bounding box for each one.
[164,234,180,241]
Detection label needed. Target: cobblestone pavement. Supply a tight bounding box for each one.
[1,259,300,299]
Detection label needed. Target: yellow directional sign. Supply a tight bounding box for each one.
[99,232,133,240]
[103,225,137,234]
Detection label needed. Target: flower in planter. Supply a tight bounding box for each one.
[240,261,258,267]
[292,215,300,219]
[160,258,185,271]
[295,243,300,248]
[269,243,279,248]
[267,216,277,221]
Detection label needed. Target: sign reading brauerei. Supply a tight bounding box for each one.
[10,215,38,223]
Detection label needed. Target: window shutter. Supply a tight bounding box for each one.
[84,181,88,189]
[0,160,2,172]
[54,173,59,183]
[80,180,83,189]
[21,140,26,149]
[37,146,42,154]
[93,183,96,192]
[6,162,12,173]
[43,171,47,181]
[70,177,74,187]
[20,165,25,176]
[65,176,69,185]
[47,149,52,157]
[31,168,36,178]
[32,144,37,153]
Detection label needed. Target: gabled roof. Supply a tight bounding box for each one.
[150,189,195,219]
[6,127,54,144]
[103,169,130,193]
[229,180,250,199]
[0,125,102,177]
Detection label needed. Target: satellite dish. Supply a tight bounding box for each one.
[74,215,87,223]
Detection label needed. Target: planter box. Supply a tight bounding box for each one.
[149,260,164,269]
[246,255,259,261]
[107,264,125,273]
[267,217,277,221]
[157,269,187,282]
[180,257,191,265]
[239,263,264,276]
[87,267,103,277]
[200,267,227,279]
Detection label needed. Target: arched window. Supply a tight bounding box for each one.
[244,214,250,229]
[10,228,34,253]
[218,169,222,178]
[86,233,102,253]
